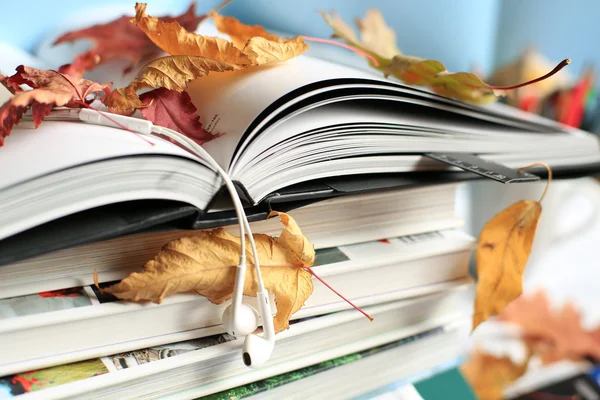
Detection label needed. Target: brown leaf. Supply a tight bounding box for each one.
[8,66,111,100]
[473,200,542,330]
[102,87,143,115]
[460,350,529,400]
[0,66,112,144]
[0,90,72,144]
[499,291,600,363]
[54,2,205,76]
[102,55,242,114]
[139,88,222,145]
[133,3,250,64]
[105,4,307,116]
[100,212,315,333]
[243,36,309,65]
[211,11,282,50]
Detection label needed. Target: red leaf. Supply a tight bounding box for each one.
[7,66,111,100]
[54,2,205,77]
[0,66,112,145]
[58,51,101,77]
[139,88,221,145]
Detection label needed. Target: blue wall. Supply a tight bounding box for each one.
[4,1,597,78]
[223,0,501,74]
[2,0,500,74]
[0,0,202,53]
[495,0,600,75]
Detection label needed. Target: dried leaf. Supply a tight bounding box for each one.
[319,10,389,69]
[102,86,144,115]
[59,52,102,78]
[100,212,315,333]
[133,3,250,64]
[211,11,281,50]
[104,4,307,120]
[243,36,309,65]
[460,350,528,400]
[320,10,569,104]
[6,66,110,99]
[0,66,112,144]
[139,88,221,145]
[102,55,242,114]
[473,200,542,330]
[54,2,205,76]
[353,9,401,60]
[499,291,600,363]
[488,48,572,107]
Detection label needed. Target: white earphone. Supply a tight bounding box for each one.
[152,125,275,368]
[22,108,276,368]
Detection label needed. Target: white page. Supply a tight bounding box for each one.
[0,121,201,190]
[188,56,383,169]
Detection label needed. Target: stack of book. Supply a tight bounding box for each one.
[1,43,599,399]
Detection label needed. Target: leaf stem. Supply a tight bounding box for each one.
[301,36,380,67]
[488,59,571,91]
[303,266,374,321]
[518,162,553,203]
[213,0,233,13]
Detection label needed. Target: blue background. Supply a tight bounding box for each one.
[1,0,595,76]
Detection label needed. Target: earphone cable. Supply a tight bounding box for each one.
[151,126,266,290]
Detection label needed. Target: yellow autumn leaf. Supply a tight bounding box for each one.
[320,9,570,104]
[211,11,282,50]
[103,3,308,114]
[472,200,542,330]
[103,55,242,114]
[353,9,401,60]
[98,212,315,333]
[134,3,250,64]
[460,350,529,400]
[243,36,309,65]
[319,10,389,69]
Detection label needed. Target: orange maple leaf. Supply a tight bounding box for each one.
[499,290,600,363]
[0,66,112,144]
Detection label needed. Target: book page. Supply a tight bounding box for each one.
[187,56,383,170]
[0,121,201,190]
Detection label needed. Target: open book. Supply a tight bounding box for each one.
[2,32,600,245]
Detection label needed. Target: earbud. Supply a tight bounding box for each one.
[243,332,275,368]
[24,114,279,368]
[222,303,259,337]
[242,290,275,368]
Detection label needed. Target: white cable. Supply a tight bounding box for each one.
[23,108,277,358]
[151,126,265,289]
[23,109,267,288]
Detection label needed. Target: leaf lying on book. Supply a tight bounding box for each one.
[472,200,542,330]
[210,11,282,50]
[460,350,528,400]
[498,290,600,363]
[54,1,206,77]
[103,55,242,115]
[98,212,315,333]
[320,9,570,104]
[138,88,222,145]
[103,3,308,118]
[0,66,112,145]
